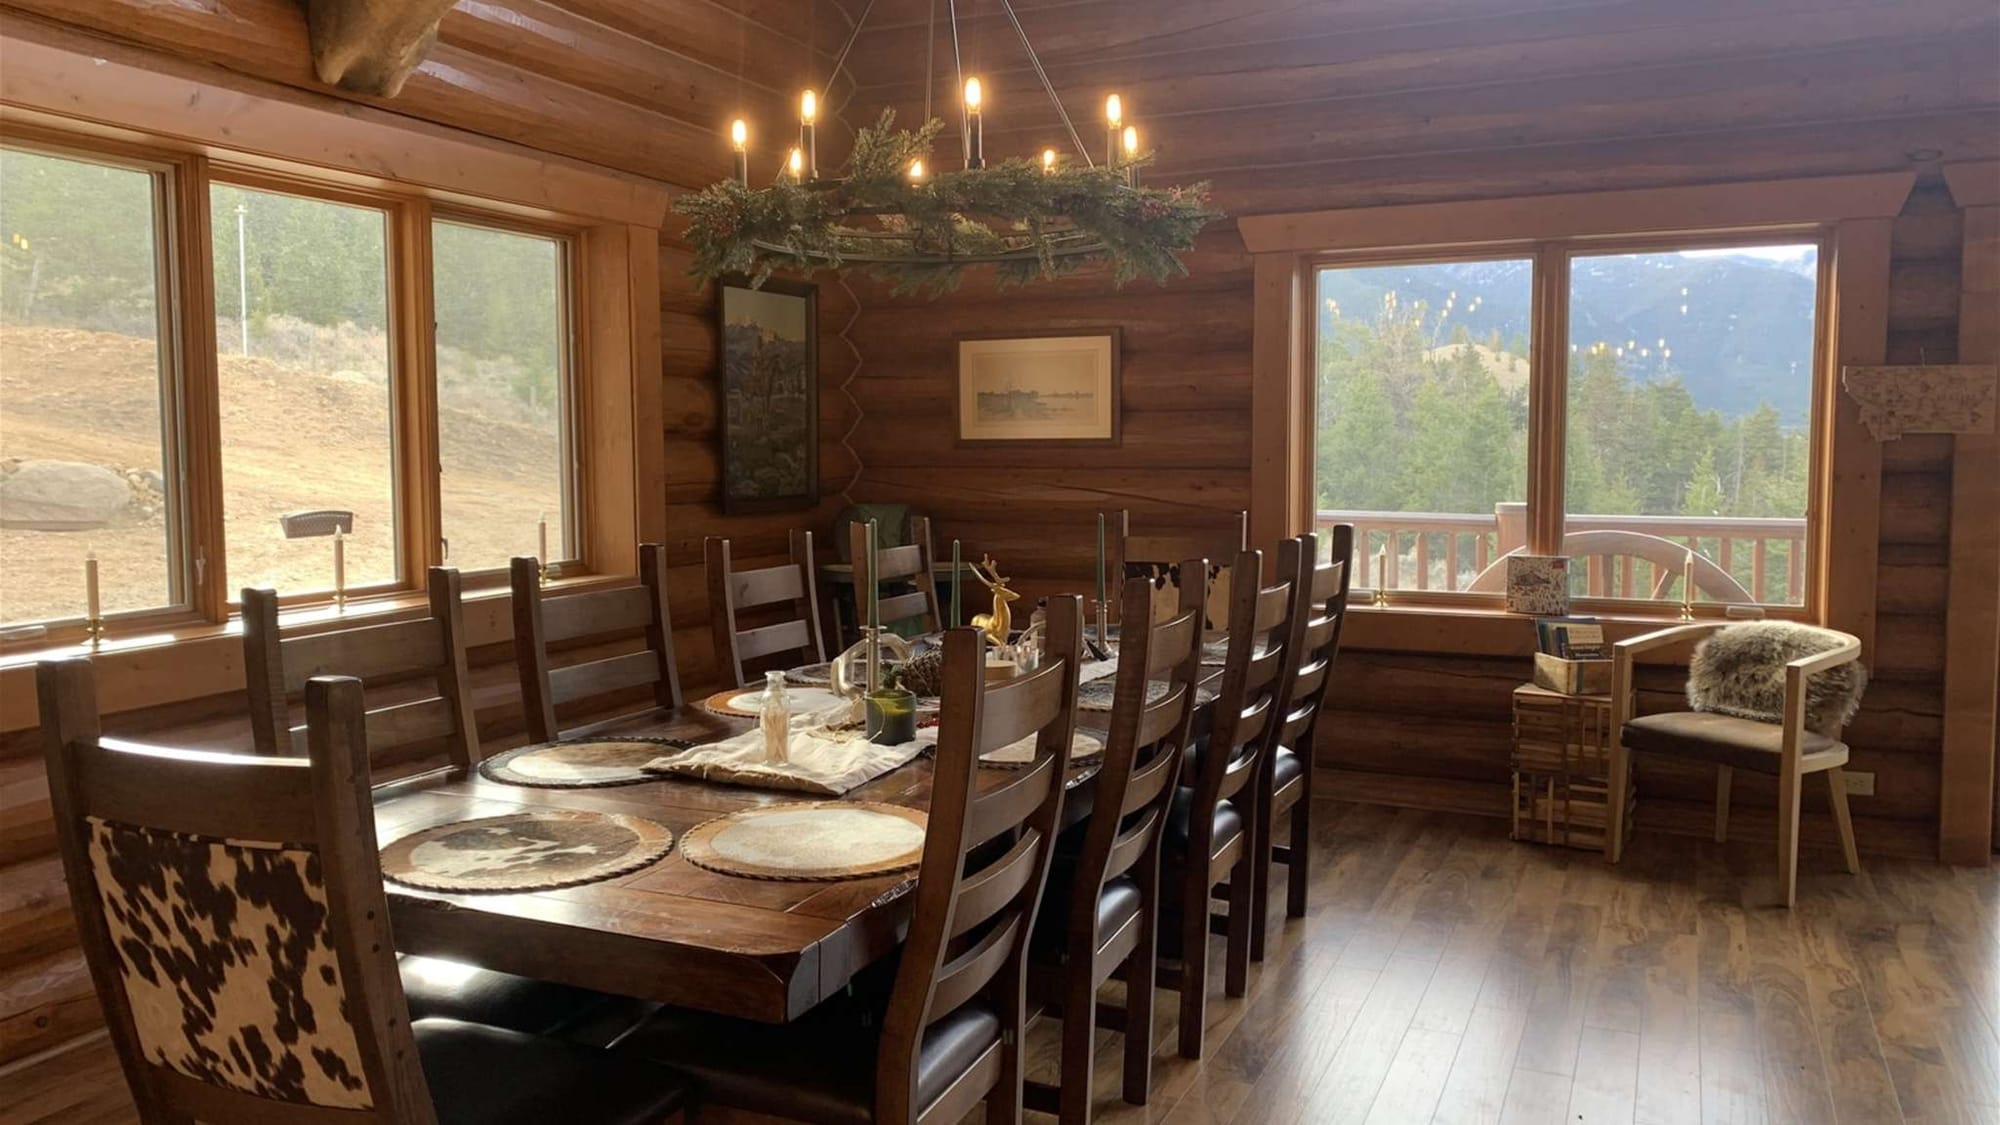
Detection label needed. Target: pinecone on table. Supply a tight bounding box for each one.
[896,649,947,697]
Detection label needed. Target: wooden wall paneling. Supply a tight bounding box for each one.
[1939,161,2000,861]
[1822,217,1898,656]
[1249,252,1307,554]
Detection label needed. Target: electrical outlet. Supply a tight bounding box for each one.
[1844,771,1875,797]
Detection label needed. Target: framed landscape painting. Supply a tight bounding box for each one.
[718,278,818,514]
[956,330,1121,445]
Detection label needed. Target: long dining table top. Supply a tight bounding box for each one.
[377,678,1165,1025]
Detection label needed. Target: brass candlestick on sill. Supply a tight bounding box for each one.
[84,615,105,651]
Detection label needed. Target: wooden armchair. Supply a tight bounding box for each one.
[509,544,682,743]
[37,659,687,1125]
[1606,623,1864,907]
[704,530,825,688]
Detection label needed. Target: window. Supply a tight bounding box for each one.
[1312,236,1824,611]
[0,120,606,642]
[1315,257,1530,589]
[212,183,399,595]
[432,219,573,573]
[0,144,180,627]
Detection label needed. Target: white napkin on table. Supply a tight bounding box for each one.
[642,704,925,796]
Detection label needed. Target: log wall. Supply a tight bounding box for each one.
[832,0,2000,860]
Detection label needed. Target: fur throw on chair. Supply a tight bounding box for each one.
[1686,621,1867,736]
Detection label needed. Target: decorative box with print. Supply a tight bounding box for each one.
[1505,555,1571,615]
[1510,683,1633,850]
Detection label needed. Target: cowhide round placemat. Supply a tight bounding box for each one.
[978,727,1106,769]
[479,737,693,788]
[679,802,927,882]
[702,686,849,718]
[381,810,674,893]
[1077,678,1173,713]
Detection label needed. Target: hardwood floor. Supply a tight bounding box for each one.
[5,800,1995,1125]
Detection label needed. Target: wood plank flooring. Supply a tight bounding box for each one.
[4,801,1996,1125]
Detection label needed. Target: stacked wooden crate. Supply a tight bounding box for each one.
[1510,683,1633,850]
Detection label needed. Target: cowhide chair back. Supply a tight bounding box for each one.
[1113,509,1249,630]
[39,658,439,1124]
[302,0,459,97]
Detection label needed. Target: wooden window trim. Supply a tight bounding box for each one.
[1248,173,1914,655]
[0,29,666,684]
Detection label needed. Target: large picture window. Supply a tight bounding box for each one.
[1314,236,1824,611]
[0,130,585,640]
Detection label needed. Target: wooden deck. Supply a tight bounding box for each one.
[5,800,1995,1125]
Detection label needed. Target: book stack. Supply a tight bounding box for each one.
[1532,616,1611,695]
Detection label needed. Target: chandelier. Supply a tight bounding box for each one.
[675,0,1220,296]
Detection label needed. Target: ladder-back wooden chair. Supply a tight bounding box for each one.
[848,515,943,637]
[1250,528,1353,960]
[509,544,682,744]
[1026,569,1203,1123]
[242,567,479,774]
[1608,622,1865,907]
[1112,509,1247,629]
[37,659,688,1125]
[704,530,825,689]
[620,598,1087,1124]
[1158,548,1295,1060]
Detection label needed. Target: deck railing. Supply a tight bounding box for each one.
[1317,502,1807,604]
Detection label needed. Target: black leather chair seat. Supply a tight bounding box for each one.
[1622,711,1846,773]
[1032,871,1144,959]
[414,1017,684,1125]
[616,994,1000,1125]
[400,955,655,1047]
[1272,746,1304,789]
[1163,786,1243,862]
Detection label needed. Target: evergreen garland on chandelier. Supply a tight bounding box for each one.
[676,111,1221,297]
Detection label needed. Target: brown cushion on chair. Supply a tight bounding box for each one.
[414,1018,685,1125]
[400,956,655,1047]
[1164,787,1243,861]
[1622,711,1846,774]
[616,994,1000,1125]
[1033,872,1144,957]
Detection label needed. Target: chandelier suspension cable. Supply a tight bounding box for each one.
[997,0,1093,167]
[824,0,876,107]
[923,0,936,126]
[947,0,967,142]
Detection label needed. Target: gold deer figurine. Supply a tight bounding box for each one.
[965,555,1020,646]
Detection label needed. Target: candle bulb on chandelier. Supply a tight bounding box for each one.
[1104,93,1123,167]
[798,89,818,180]
[1122,125,1140,187]
[787,146,804,182]
[1042,148,1057,173]
[908,158,926,181]
[963,77,984,169]
[729,118,749,187]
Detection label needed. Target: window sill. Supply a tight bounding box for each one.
[1341,601,1796,657]
[0,571,627,732]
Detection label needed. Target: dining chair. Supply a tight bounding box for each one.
[509,544,683,743]
[243,566,480,772]
[1158,547,1295,1060]
[847,514,943,637]
[36,658,689,1125]
[247,567,651,1044]
[1607,622,1865,907]
[1248,527,1352,960]
[617,597,1087,1124]
[1025,569,1204,1123]
[1112,508,1247,629]
[704,530,825,688]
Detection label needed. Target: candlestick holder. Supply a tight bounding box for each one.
[1093,599,1111,659]
[1679,598,1695,623]
[84,615,105,650]
[538,561,551,587]
[1373,585,1390,609]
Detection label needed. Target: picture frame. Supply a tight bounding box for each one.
[717,277,818,514]
[955,330,1121,446]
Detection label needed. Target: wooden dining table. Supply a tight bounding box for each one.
[376,655,1197,1025]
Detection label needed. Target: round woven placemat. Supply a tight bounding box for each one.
[679,802,927,882]
[976,727,1106,769]
[381,810,673,893]
[479,737,692,788]
[1077,678,1172,712]
[785,661,835,686]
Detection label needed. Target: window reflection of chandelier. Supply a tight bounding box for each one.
[675,0,1220,296]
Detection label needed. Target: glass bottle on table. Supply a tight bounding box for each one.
[761,670,791,764]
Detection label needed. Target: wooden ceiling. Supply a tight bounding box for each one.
[823,0,2000,209]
